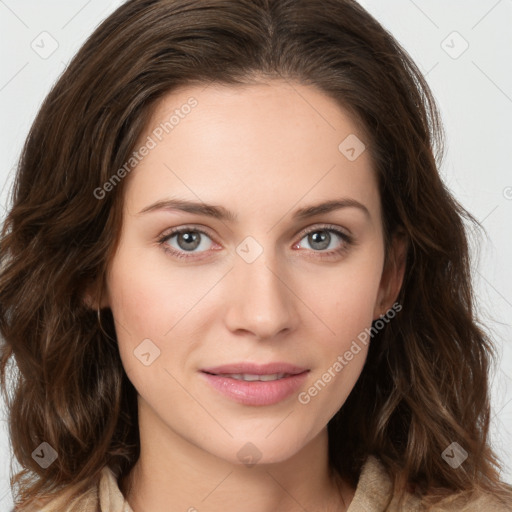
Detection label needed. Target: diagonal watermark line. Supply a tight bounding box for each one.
[163,267,234,336]
[200,80,213,94]
[265,265,336,335]
[163,367,234,437]
[201,471,233,502]
[266,410,294,438]
[476,269,512,309]
[112,316,132,337]
[284,79,336,130]
[472,0,503,29]
[0,484,11,502]
[472,61,512,105]
[490,368,511,396]
[491,396,512,423]
[164,161,335,334]
[408,0,439,29]
[424,61,439,77]
[479,204,499,225]
[61,0,92,29]
[0,491,12,510]
[0,62,29,92]
[265,471,310,511]
[266,164,336,234]
[0,1,29,28]
[163,163,234,235]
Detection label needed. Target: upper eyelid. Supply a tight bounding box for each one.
[160,223,350,239]
[298,223,351,238]
[159,223,351,248]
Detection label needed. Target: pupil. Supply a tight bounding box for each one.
[179,232,200,250]
[310,231,329,250]
[175,230,331,252]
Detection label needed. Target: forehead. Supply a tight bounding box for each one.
[123,81,380,222]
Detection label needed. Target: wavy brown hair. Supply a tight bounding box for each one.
[1,0,511,509]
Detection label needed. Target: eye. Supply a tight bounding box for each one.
[158,226,216,259]
[158,224,354,260]
[294,225,353,258]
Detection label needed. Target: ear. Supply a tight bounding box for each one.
[373,230,407,320]
[82,278,110,310]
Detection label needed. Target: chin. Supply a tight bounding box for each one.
[202,431,314,468]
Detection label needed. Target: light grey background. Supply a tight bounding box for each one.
[0,0,511,508]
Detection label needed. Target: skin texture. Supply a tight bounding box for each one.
[101,81,406,512]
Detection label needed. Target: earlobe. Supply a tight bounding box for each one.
[82,279,110,310]
[373,232,408,319]
[83,291,96,310]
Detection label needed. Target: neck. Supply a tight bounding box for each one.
[120,400,354,512]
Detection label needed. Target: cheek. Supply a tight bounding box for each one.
[107,269,165,339]
[105,248,176,378]
[105,245,218,384]
[307,249,384,345]
[107,246,198,339]
[296,249,383,414]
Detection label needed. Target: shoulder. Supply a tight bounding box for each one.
[17,489,98,512]
[348,456,423,511]
[16,466,130,512]
[350,456,512,512]
[16,468,108,512]
[98,465,132,510]
[432,491,512,511]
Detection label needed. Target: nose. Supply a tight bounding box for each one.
[223,250,299,341]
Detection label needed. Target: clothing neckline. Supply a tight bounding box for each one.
[100,455,407,512]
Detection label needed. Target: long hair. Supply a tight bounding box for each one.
[1,0,510,508]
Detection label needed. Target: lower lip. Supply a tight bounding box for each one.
[201,371,309,406]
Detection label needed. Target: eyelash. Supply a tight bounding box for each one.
[157,224,354,261]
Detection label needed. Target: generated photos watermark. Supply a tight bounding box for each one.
[93,97,198,200]
[298,301,402,405]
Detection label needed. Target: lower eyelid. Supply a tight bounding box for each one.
[296,229,351,251]
[161,229,215,251]
[160,226,352,257]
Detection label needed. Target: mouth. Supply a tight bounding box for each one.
[203,372,294,382]
[200,363,309,406]
[201,362,308,376]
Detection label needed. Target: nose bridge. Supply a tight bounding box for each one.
[224,236,297,338]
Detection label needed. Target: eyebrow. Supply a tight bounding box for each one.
[138,197,370,221]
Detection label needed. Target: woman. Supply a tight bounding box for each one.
[0,0,511,510]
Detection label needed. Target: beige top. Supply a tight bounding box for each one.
[32,456,510,511]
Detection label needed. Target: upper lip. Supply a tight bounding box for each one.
[201,362,309,375]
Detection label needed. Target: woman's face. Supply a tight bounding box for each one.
[103,81,402,465]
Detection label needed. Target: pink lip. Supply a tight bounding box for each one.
[202,362,308,375]
[200,362,309,406]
